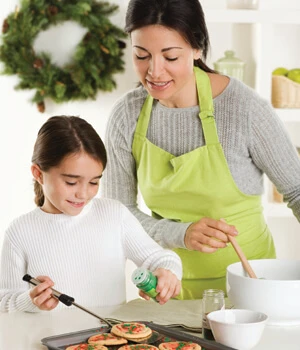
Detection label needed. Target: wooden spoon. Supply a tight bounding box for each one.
[220,218,257,279]
[227,235,258,279]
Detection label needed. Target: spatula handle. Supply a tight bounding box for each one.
[227,236,258,279]
[22,274,113,327]
[23,274,75,305]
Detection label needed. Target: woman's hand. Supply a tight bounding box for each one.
[184,218,238,253]
[138,268,181,305]
[29,275,59,311]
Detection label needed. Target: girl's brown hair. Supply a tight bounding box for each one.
[31,116,107,207]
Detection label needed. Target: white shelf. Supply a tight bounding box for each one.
[205,9,300,24]
[264,202,294,218]
[204,8,300,220]
[275,109,300,123]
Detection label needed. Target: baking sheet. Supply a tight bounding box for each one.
[41,321,237,350]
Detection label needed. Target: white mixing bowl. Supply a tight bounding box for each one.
[207,309,268,350]
[227,259,300,325]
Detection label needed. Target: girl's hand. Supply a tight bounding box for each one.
[29,275,59,311]
[139,268,181,305]
[184,217,238,253]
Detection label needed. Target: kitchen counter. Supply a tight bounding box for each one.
[1,299,300,349]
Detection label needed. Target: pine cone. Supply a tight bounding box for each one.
[37,101,45,113]
[83,32,92,43]
[2,19,9,34]
[33,59,43,69]
[48,6,58,16]
[117,40,126,49]
[100,44,110,54]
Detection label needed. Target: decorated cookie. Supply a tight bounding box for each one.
[158,342,201,350]
[65,343,108,350]
[88,332,128,345]
[111,323,152,340]
[118,344,159,350]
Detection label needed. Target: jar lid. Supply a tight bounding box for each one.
[214,50,245,66]
[131,267,148,285]
[202,289,225,297]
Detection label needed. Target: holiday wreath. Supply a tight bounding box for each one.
[0,0,126,112]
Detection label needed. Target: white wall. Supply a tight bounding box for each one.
[0,0,135,236]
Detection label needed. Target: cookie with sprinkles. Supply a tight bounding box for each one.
[88,333,128,345]
[158,342,201,350]
[130,330,161,343]
[111,323,152,340]
[66,343,108,350]
[118,344,159,350]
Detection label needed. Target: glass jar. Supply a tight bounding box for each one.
[131,267,158,300]
[213,50,245,82]
[202,289,225,341]
[227,0,259,9]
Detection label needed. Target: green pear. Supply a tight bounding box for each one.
[287,69,300,84]
[272,67,289,76]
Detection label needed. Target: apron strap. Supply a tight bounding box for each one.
[135,94,153,138]
[135,68,219,145]
[194,67,220,145]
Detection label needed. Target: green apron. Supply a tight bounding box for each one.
[132,67,276,299]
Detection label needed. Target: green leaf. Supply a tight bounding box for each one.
[54,82,66,99]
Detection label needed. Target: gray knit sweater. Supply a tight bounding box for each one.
[102,77,300,249]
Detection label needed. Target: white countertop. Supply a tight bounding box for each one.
[1,300,300,350]
[0,305,120,350]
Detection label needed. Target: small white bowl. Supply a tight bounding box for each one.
[207,309,268,350]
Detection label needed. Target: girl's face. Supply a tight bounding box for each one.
[131,25,201,108]
[32,152,104,216]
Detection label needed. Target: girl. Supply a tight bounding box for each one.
[0,115,182,312]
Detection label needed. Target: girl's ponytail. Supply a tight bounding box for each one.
[33,180,45,207]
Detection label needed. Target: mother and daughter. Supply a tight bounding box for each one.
[1,0,300,312]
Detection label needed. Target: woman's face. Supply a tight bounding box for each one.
[131,25,201,108]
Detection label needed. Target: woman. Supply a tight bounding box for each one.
[102,0,300,299]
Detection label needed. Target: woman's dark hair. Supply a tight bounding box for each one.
[31,115,107,207]
[125,0,214,73]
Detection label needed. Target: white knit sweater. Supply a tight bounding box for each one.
[0,198,182,313]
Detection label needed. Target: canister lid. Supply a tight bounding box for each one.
[214,50,245,67]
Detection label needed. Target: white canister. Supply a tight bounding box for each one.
[213,50,246,82]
